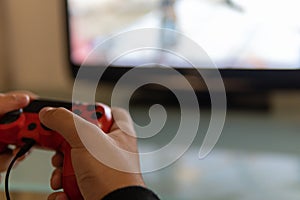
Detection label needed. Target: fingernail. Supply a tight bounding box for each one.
[40,107,55,116]
[14,94,30,104]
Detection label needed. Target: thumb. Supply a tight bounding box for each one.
[39,107,84,148]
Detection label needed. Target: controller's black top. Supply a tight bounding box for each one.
[0,99,77,125]
[0,99,100,125]
[24,99,73,113]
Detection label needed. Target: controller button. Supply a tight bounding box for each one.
[28,123,37,131]
[0,109,22,124]
[41,123,52,131]
[91,112,103,120]
[96,112,103,119]
[87,105,96,111]
[73,109,82,115]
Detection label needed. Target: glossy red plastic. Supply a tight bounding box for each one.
[0,99,113,200]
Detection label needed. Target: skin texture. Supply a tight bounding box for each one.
[40,106,145,200]
[0,91,145,200]
[0,91,37,181]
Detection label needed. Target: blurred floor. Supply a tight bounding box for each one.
[142,147,300,200]
[1,148,300,200]
[0,109,300,200]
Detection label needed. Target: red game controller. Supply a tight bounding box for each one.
[0,99,113,200]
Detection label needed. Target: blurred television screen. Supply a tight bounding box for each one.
[67,0,300,69]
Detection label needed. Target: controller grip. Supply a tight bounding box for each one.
[0,143,7,153]
[62,145,84,200]
[63,175,83,200]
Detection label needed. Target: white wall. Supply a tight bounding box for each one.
[1,0,73,98]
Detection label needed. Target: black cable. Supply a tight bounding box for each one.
[4,138,36,200]
[5,155,18,200]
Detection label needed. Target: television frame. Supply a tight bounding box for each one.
[62,0,300,109]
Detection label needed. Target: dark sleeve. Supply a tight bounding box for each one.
[102,186,160,200]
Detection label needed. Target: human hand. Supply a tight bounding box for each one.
[39,107,145,200]
[0,91,37,181]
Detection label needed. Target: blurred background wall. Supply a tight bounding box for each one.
[0,0,72,98]
[0,0,7,91]
[0,2,85,198]
[1,1,300,200]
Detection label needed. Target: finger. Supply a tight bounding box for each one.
[39,107,85,148]
[52,152,64,168]
[6,90,38,100]
[110,107,136,137]
[50,168,63,190]
[48,191,68,200]
[0,147,28,172]
[0,93,30,115]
